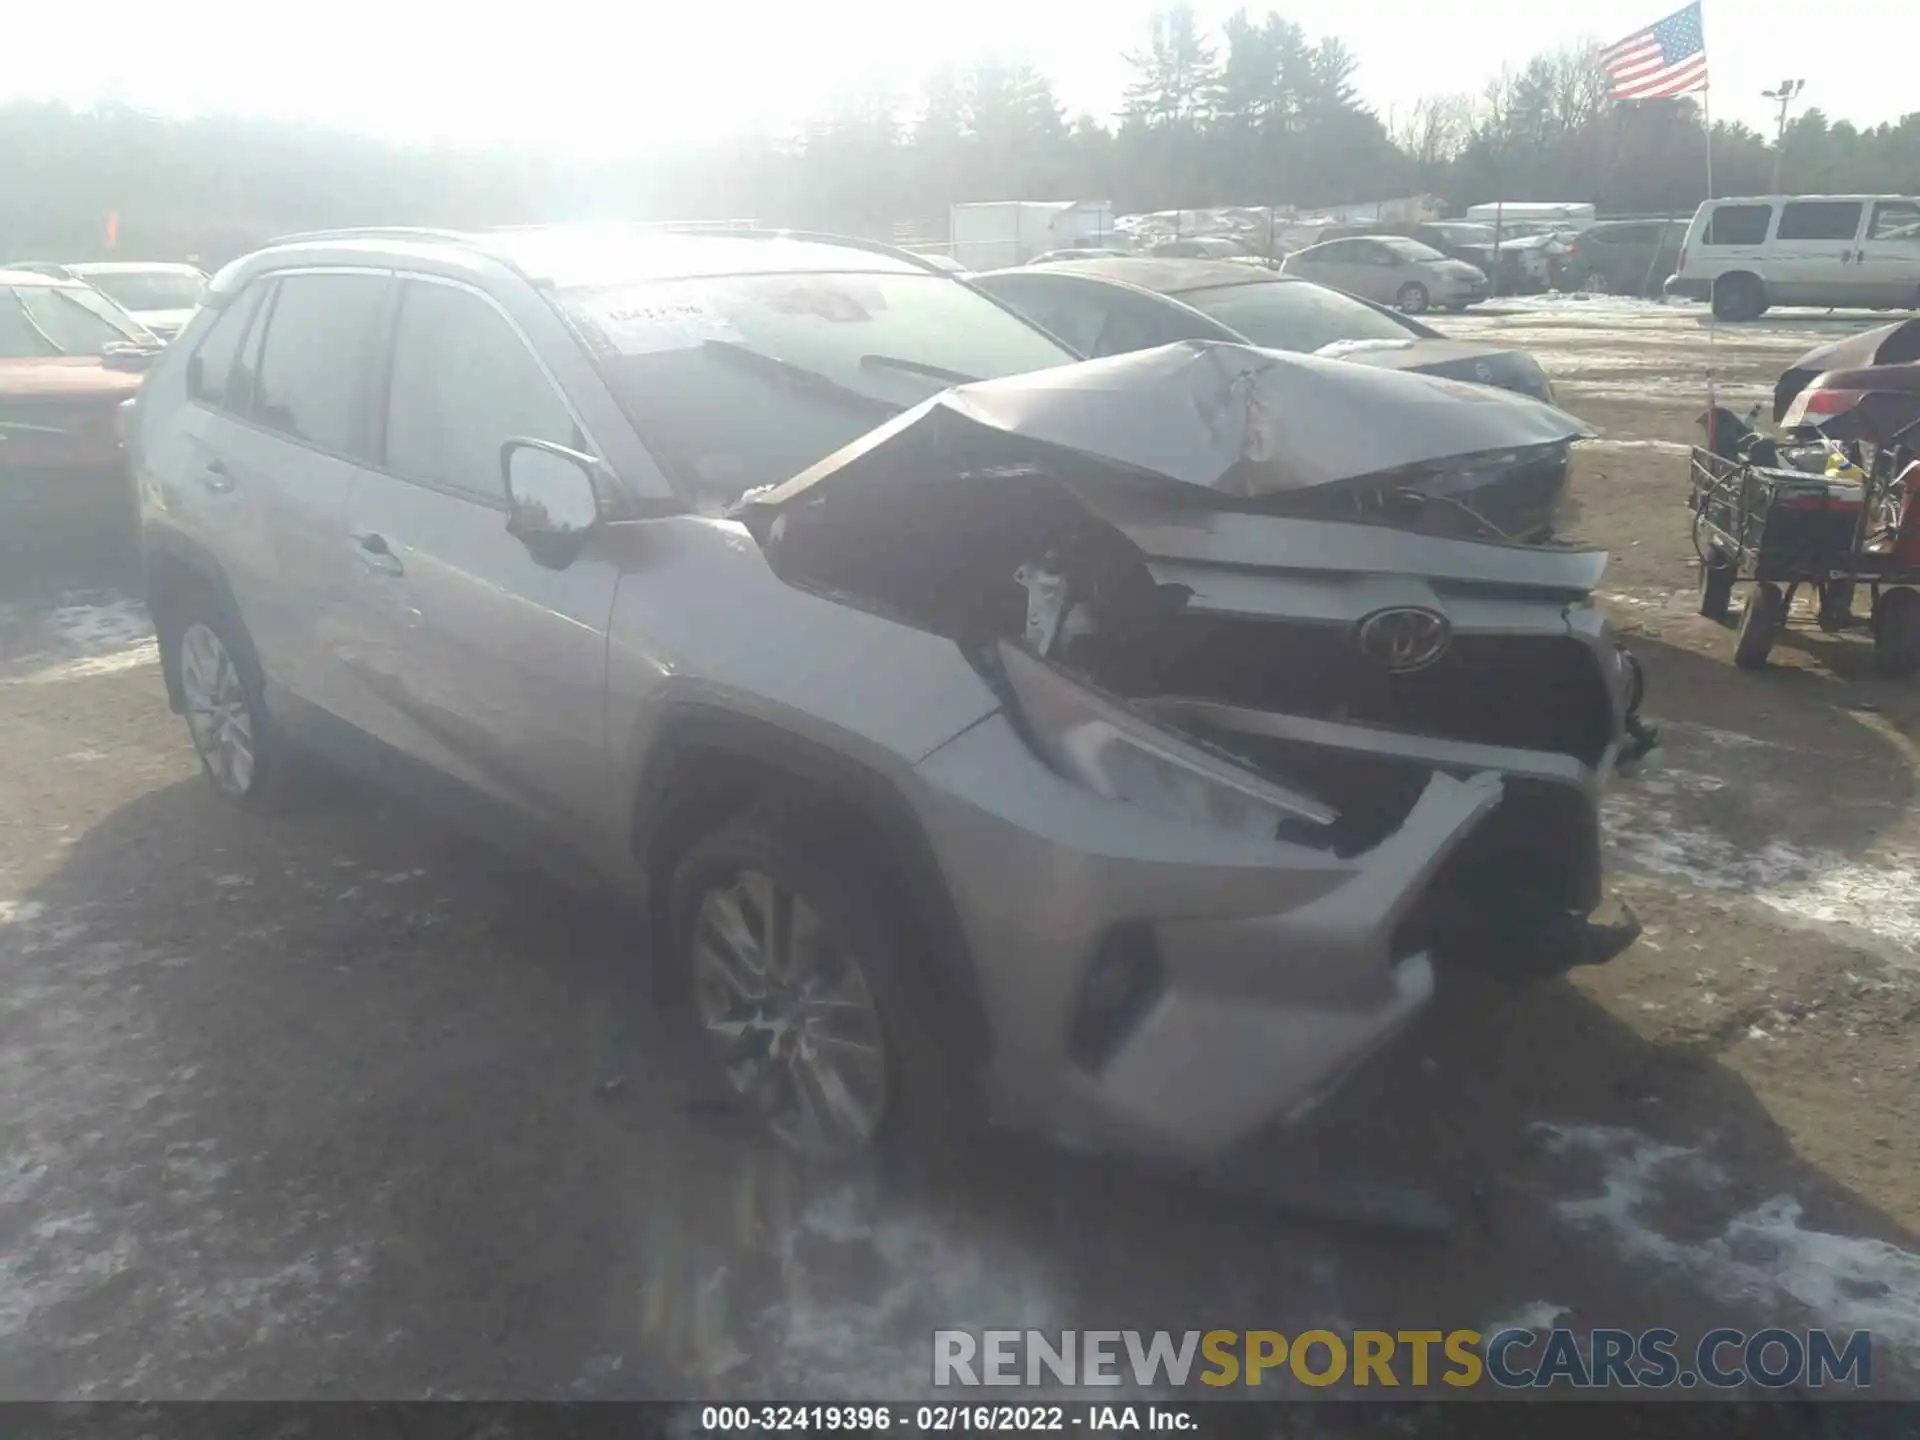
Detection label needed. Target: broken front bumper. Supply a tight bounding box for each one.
[910,712,1504,1163]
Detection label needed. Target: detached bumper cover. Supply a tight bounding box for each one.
[911,712,1504,1162]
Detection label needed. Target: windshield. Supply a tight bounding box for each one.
[1379,237,1446,263]
[1178,280,1415,353]
[560,270,1073,502]
[0,284,148,357]
[81,270,205,312]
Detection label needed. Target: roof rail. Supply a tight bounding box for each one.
[646,223,958,274]
[263,225,479,248]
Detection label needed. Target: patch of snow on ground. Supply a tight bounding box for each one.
[1587,438,1692,455]
[1,591,158,684]
[1482,1302,1571,1336]
[0,899,371,1394]
[1535,1125,1920,1349]
[1603,785,1920,952]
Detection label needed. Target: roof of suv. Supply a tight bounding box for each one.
[0,268,79,288]
[1019,256,1287,296]
[215,225,948,298]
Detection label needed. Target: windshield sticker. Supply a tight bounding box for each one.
[754,278,886,323]
[579,294,742,355]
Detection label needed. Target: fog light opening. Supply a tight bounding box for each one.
[1067,924,1165,1072]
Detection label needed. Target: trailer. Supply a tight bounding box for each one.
[1464,202,1596,233]
[949,201,1115,272]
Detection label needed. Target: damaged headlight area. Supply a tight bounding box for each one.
[995,640,1337,841]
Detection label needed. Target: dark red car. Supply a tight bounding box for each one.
[1,270,158,559]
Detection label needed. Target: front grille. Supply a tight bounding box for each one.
[1095,620,1616,768]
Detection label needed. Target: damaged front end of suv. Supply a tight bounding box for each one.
[738,341,1655,1160]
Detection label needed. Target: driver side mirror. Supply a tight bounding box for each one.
[502,438,602,564]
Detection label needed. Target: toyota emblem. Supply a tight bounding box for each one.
[1354,606,1451,672]
[1473,360,1495,382]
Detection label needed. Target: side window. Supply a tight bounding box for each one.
[187,283,264,409]
[979,279,1106,357]
[1363,244,1399,267]
[1869,201,1920,243]
[1776,201,1864,242]
[251,273,390,455]
[1702,204,1772,246]
[1314,241,1355,263]
[383,281,580,501]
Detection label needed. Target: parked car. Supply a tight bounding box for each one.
[1027,247,1132,264]
[1315,222,1521,292]
[1560,219,1687,296]
[0,269,159,556]
[1149,236,1245,259]
[972,257,1565,537]
[130,225,1649,1165]
[1282,236,1487,313]
[6,261,209,340]
[1665,194,1920,320]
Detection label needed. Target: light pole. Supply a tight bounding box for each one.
[1762,78,1804,193]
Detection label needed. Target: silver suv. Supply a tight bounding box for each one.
[131,225,1652,1165]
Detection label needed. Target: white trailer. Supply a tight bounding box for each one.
[949,201,1115,271]
[1465,202,1597,233]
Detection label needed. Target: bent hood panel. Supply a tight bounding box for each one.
[746,339,1592,512]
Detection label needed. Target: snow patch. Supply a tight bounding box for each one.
[1603,788,1920,952]
[1482,1302,1571,1336]
[1536,1125,1920,1349]
[1586,438,1692,455]
[1,592,158,684]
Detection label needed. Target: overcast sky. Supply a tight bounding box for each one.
[2,0,1910,160]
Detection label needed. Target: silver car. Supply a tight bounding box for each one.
[1282,236,1489,314]
[130,225,1651,1166]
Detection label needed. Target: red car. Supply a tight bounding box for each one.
[1,269,158,557]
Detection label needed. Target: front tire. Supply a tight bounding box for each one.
[1734,582,1785,670]
[1711,273,1767,322]
[1395,282,1431,315]
[171,606,291,808]
[668,808,962,1162]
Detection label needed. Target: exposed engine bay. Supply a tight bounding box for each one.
[737,343,1654,978]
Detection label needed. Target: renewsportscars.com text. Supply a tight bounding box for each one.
[932,1328,1873,1390]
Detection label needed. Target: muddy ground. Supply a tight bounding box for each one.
[2,297,1918,1416]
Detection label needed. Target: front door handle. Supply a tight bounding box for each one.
[353,532,404,576]
[200,458,234,494]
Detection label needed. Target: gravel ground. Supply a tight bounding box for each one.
[3,298,1918,1411]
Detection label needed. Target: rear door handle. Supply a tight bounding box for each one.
[353,532,404,576]
[200,458,234,494]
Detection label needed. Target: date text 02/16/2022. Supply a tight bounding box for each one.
[698,1406,1193,1431]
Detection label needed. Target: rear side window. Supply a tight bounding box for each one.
[1869,201,1920,242]
[1776,201,1863,241]
[188,284,265,409]
[1702,205,1771,246]
[975,275,1109,356]
[383,281,580,500]
[251,272,390,455]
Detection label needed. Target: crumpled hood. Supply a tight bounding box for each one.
[746,340,1591,510]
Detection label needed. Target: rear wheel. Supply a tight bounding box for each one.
[1395,282,1430,315]
[1734,581,1785,670]
[1697,548,1736,622]
[1874,588,1920,678]
[1711,273,1767,322]
[172,607,293,807]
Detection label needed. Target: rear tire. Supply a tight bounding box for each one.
[1698,549,1736,622]
[1711,273,1767,322]
[1395,282,1430,315]
[668,806,966,1164]
[1734,582,1785,670]
[169,601,296,810]
[1874,588,1920,678]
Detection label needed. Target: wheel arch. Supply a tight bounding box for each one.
[632,704,990,1062]
[144,534,241,714]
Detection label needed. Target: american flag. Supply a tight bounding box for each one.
[1601,2,1709,99]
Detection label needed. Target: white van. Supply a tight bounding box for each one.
[1665,194,1920,320]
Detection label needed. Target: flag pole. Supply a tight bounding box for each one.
[1701,30,1717,422]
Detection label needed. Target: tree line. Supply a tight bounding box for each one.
[5,3,1918,266]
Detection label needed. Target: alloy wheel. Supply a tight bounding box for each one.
[179,621,256,796]
[690,869,889,1157]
